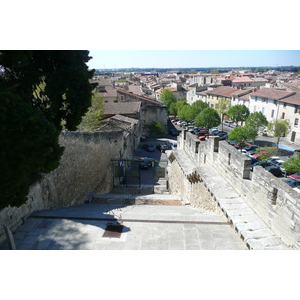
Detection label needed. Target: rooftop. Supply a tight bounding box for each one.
[206,86,240,97]
[250,87,295,100]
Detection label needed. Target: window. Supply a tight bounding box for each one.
[295,118,299,126]
[282,112,285,119]
[271,110,275,118]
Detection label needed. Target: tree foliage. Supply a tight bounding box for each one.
[227,104,250,126]
[215,97,231,130]
[228,126,257,148]
[148,121,165,135]
[159,88,177,112]
[194,107,221,129]
[78,91,104,131]
[170,99,187,116]
[191,100,209,119]
[0,50,96,209]
[282,153,300,174]
[177,104,194,121]
[245,111,268,142]
[267,119,291,148]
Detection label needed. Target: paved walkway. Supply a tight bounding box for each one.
[0,204,247,250]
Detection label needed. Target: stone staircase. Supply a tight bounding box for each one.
[91,178,182,206]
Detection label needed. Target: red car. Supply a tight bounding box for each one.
[289,173,300,180]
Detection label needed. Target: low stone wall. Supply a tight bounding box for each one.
[171,130,300,249]
[167,150,223,214]
[0,129,137,244]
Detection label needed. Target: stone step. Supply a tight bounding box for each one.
[92,193,182,206]
[112,185,153,195]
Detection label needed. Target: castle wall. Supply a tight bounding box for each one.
[0,129,137,244]
[171,130,300,249]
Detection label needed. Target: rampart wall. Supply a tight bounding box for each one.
[169,130,300,249]
[0,129,137,244]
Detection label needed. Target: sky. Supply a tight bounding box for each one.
[87,50,300,69]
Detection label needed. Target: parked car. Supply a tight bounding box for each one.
[244,145,259,152]
[143,143,155,152]
[191,127,201,134]
[289,173,300,180]
[197,129,209,136]
[170,129,179,136]
[156,141,171,152]
[140,158,153,169]
[267,156,280,165]
[218,133,228,140]
[216,131,227,136]
[224,120,233,127]
[265,166,283,177]
[251,161,272,171]
[252,161,272,169]
[293,186,300,193]
[273,159,285,169]
[209,127,219,134]
[284,179,300,188]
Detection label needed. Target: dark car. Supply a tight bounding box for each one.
[251,161,272,171]
[156,142,171,152]
[170,129,179,136]
[143,143,155,152]
[215,131,227,136]
[252,161,272,168]
[218,133,228,140]
[265,166,283,177]
[140,159,153,169]
[284,179,300,188]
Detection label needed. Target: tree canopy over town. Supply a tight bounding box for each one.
[0,50,96,209]
[195,107,221,129]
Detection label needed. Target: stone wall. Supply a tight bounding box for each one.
[167,151,223,214]
[0,128,138,244]
[170,130,300,249]
[116,90,168,134]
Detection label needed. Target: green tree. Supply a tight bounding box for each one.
[227,104,250,126]
[178,104,194,121]
[78,91,104,131]
[282,153,300,174]
[148,121,165,135]
[228,126,257,148]
[0,50,96,209]
[170,99,187,116]
[245,112,268,143]
[215,97,231,130]
[191,100,209,119]
[159,88,177,112]
[267,119,291,149]
[194,107,221,129]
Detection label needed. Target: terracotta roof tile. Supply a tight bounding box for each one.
[250,88,295,100]
[279,92,300,105]
[206,86,240,97]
